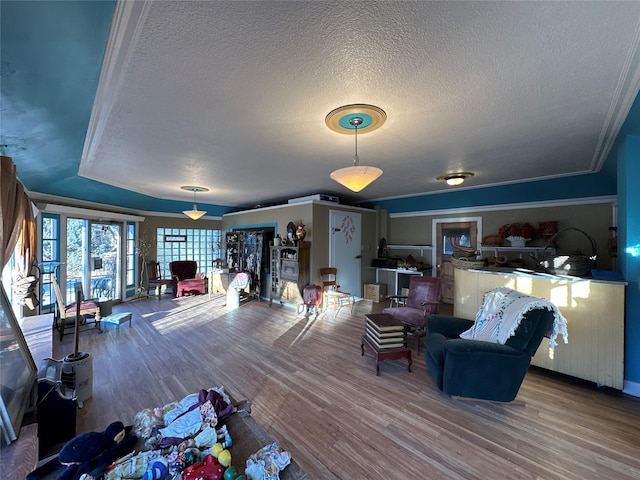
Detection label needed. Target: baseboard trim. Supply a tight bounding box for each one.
[623,379,640,397]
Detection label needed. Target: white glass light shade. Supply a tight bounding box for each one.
[330,165,383,192]
[183,204,206,220]
[446,176,465,186]
[437,172,474,186]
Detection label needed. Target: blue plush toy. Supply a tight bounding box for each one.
[56,421,137,480]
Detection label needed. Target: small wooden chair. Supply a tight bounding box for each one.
[51,277,101,340]
[147,260,172,298]
[320,267,353,314]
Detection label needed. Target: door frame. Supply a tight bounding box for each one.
[432,216,482,304]
[431,216,483,276]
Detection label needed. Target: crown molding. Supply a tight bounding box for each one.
[389,195,617,218]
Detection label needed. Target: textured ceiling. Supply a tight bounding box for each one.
[2,1,640,212]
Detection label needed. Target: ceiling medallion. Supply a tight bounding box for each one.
[325,104,387,135]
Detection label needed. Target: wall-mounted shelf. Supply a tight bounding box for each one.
[479,246,555,258]
[387,244,433,255]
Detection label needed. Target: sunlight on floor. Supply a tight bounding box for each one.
[147,295,229,334]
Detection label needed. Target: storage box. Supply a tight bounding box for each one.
[364,283,387,303]
[288,194,339,204]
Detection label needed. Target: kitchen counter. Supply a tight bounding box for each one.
[454,267,626,389]
[467,265,628,286]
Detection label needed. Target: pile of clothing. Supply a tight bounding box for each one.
[28,386,291,480]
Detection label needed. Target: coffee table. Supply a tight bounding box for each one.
[361,313,412,376]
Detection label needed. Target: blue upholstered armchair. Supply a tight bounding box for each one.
[423,308,555,402]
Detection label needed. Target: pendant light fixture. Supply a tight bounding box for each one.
[181,186,208,220]
[326,104,385,193]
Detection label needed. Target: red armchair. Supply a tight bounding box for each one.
[169,261,206,297]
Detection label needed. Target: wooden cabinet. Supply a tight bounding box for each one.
[269,242,310,306]
[441,261,455,304]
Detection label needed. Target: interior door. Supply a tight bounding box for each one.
[435,220,479,304]
[329,210,362,297]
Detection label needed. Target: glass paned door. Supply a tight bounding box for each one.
[66,218,89,301]
[91,223,121,301]
[66,219,121,302]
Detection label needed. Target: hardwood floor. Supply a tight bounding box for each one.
[52,294,640,479]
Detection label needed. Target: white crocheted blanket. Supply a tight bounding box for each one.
[460,287,568,356]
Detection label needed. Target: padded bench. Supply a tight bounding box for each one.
[100,312,132,333]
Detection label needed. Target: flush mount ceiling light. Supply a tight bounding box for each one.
[326,104,386,192]
[181,185,209,220]
[437,172,474,186]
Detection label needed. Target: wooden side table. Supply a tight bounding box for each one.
[361,334,412,376]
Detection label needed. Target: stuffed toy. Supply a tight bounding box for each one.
[104,449,190,480]
[192,424,233,450]
[134,408,165,450]
[57,421,138,480]
[159,389,234,447]
[244,443,291,480]
[142,457,168,480]
[181,454,224,480]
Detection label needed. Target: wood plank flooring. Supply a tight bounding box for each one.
[52,295,640,479]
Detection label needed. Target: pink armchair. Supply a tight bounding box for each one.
[169,261,206,297]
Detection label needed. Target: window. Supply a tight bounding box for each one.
[40,213,61,311]
[156,228,223,276]
[126,223,136,288]
[442,227,471,255]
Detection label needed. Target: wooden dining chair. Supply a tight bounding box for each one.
[320,267,353,314]
[51,277,101,340]
[147,260,172,298]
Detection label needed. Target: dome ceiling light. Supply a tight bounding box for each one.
[437,172,475,186]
